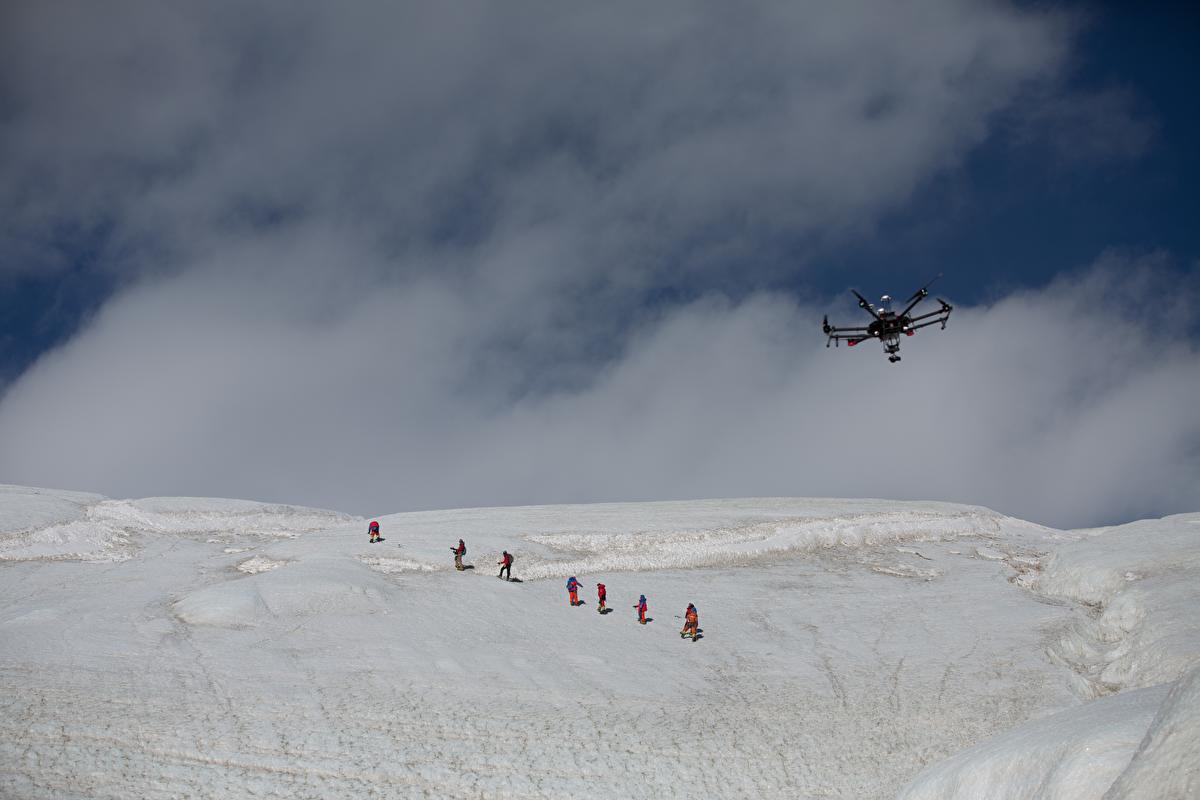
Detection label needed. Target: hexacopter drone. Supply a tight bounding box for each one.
[822,275,953,363]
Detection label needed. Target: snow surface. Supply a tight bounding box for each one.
[902,513,1200,800]
[898,684,1170,798]
[1105,665,1200,799]
[1,485,1196,798]
[1033,514,1200,696]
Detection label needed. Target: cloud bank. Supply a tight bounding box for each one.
[1,249,1196,528]
[1,2,1194,528]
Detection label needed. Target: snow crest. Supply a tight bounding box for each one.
[515,509,999,579]
[0,490,354,562]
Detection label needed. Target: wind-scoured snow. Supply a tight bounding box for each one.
[358,555,440,574]
[235,555,288,574]
[1,485,1196,798]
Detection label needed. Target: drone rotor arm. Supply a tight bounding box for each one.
[898,292,928,319]
[898,274,944,317]
[825,328,874,347]
[904,317,947,332]
[905,310,943,324]
[906,301,953,325]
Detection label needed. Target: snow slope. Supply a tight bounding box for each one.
[1,484,1196,798]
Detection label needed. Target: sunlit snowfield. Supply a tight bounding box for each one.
[1,485,1196,799]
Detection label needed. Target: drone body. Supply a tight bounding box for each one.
[822,275,953,363]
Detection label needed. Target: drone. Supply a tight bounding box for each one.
[822,275,953,363]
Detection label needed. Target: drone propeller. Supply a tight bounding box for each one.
[897,273,945,319]
[906,273,943,304]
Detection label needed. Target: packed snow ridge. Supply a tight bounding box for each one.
[1,484,1196,799]
[0,486,351,562]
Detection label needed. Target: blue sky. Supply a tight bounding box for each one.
[0,2,1197,527]
[807,1,1200,303]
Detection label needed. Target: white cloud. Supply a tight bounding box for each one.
[2,1,1073,276]
[1,252,1195,528]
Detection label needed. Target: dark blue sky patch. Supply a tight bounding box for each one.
[0,266,115,388]
[795,2,1199,307]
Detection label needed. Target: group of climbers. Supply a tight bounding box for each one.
[367,521,700,640]
[563,577,697,638]
[451,539,515,579]
[370,523,514,580]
